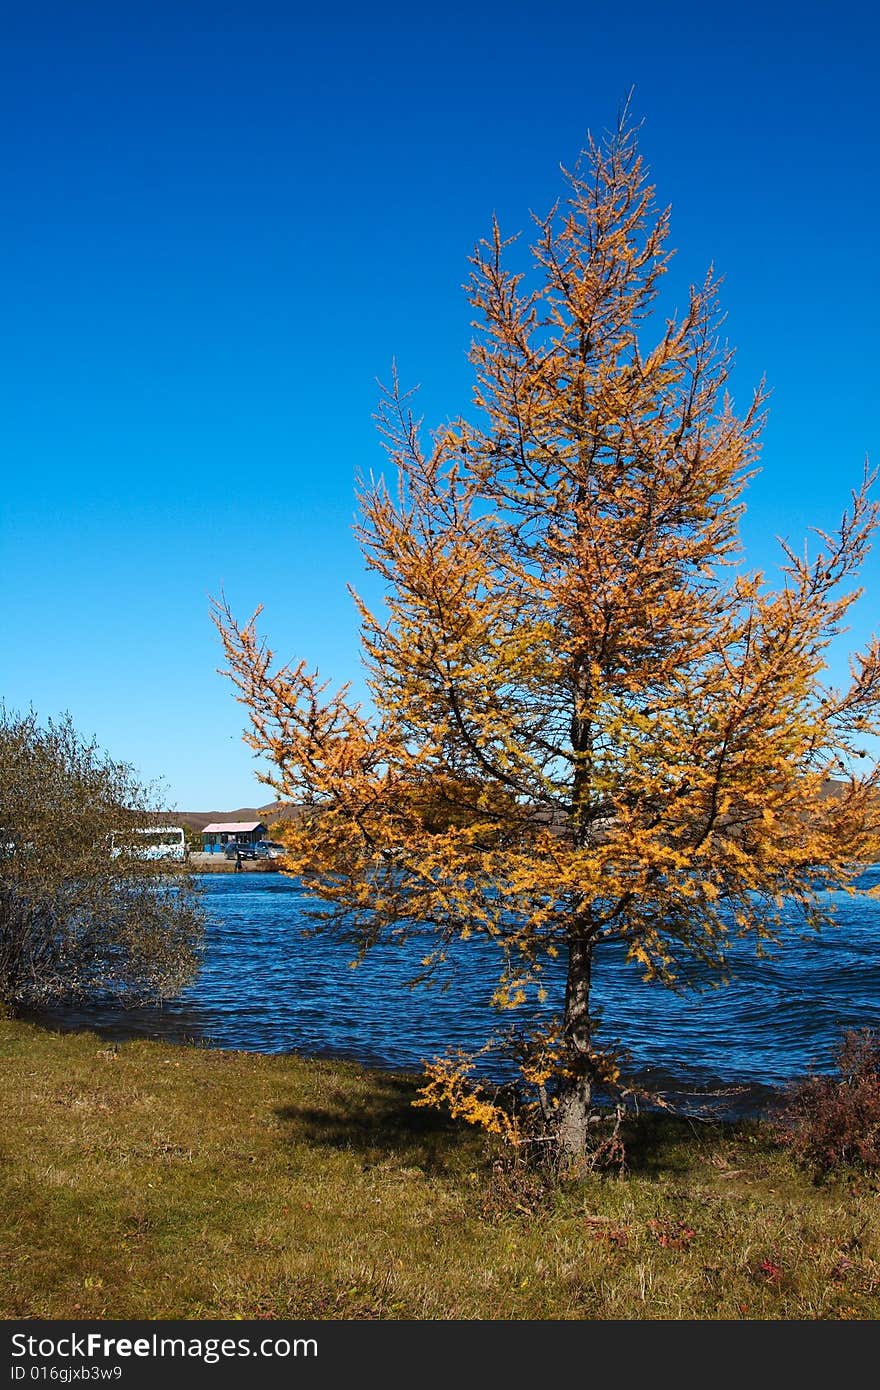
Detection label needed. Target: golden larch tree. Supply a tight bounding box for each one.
[215,113,880,1162]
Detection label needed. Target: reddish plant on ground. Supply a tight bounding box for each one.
[774,1029,880,1176]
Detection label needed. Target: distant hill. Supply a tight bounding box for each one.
[159,803,304,831]
[161,779,852,833]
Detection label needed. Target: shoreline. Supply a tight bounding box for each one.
[17,1003,786,1124]
[186,853,282,873]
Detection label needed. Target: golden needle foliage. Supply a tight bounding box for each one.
[215,110,880,1161]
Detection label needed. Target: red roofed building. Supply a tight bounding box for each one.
[201,821,267,855]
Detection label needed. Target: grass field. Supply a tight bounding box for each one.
[2,1017,878,1320]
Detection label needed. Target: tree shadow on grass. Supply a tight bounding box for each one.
[273,1072,484,1175]
[275,1075,763,1181]
[614,1111,755,1176]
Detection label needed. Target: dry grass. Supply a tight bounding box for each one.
[2,1017,879,1320]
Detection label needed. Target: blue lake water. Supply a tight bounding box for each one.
[28,868,880,1117]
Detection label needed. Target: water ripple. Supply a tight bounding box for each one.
[26,870,880,1115]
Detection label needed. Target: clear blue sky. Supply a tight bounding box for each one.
[2,0,878,810]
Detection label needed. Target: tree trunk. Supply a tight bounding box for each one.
[556,934,593,1161]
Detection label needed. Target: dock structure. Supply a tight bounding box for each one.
[188,851,278,873]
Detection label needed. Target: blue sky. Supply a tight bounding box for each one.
[2,1,878,809]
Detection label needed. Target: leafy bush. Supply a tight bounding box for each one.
[774,1029,880,1175]
[0,708,204,1009]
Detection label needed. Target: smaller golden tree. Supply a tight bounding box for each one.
[215,112,880,1163]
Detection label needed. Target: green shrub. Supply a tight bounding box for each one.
[0,708,203,1008]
